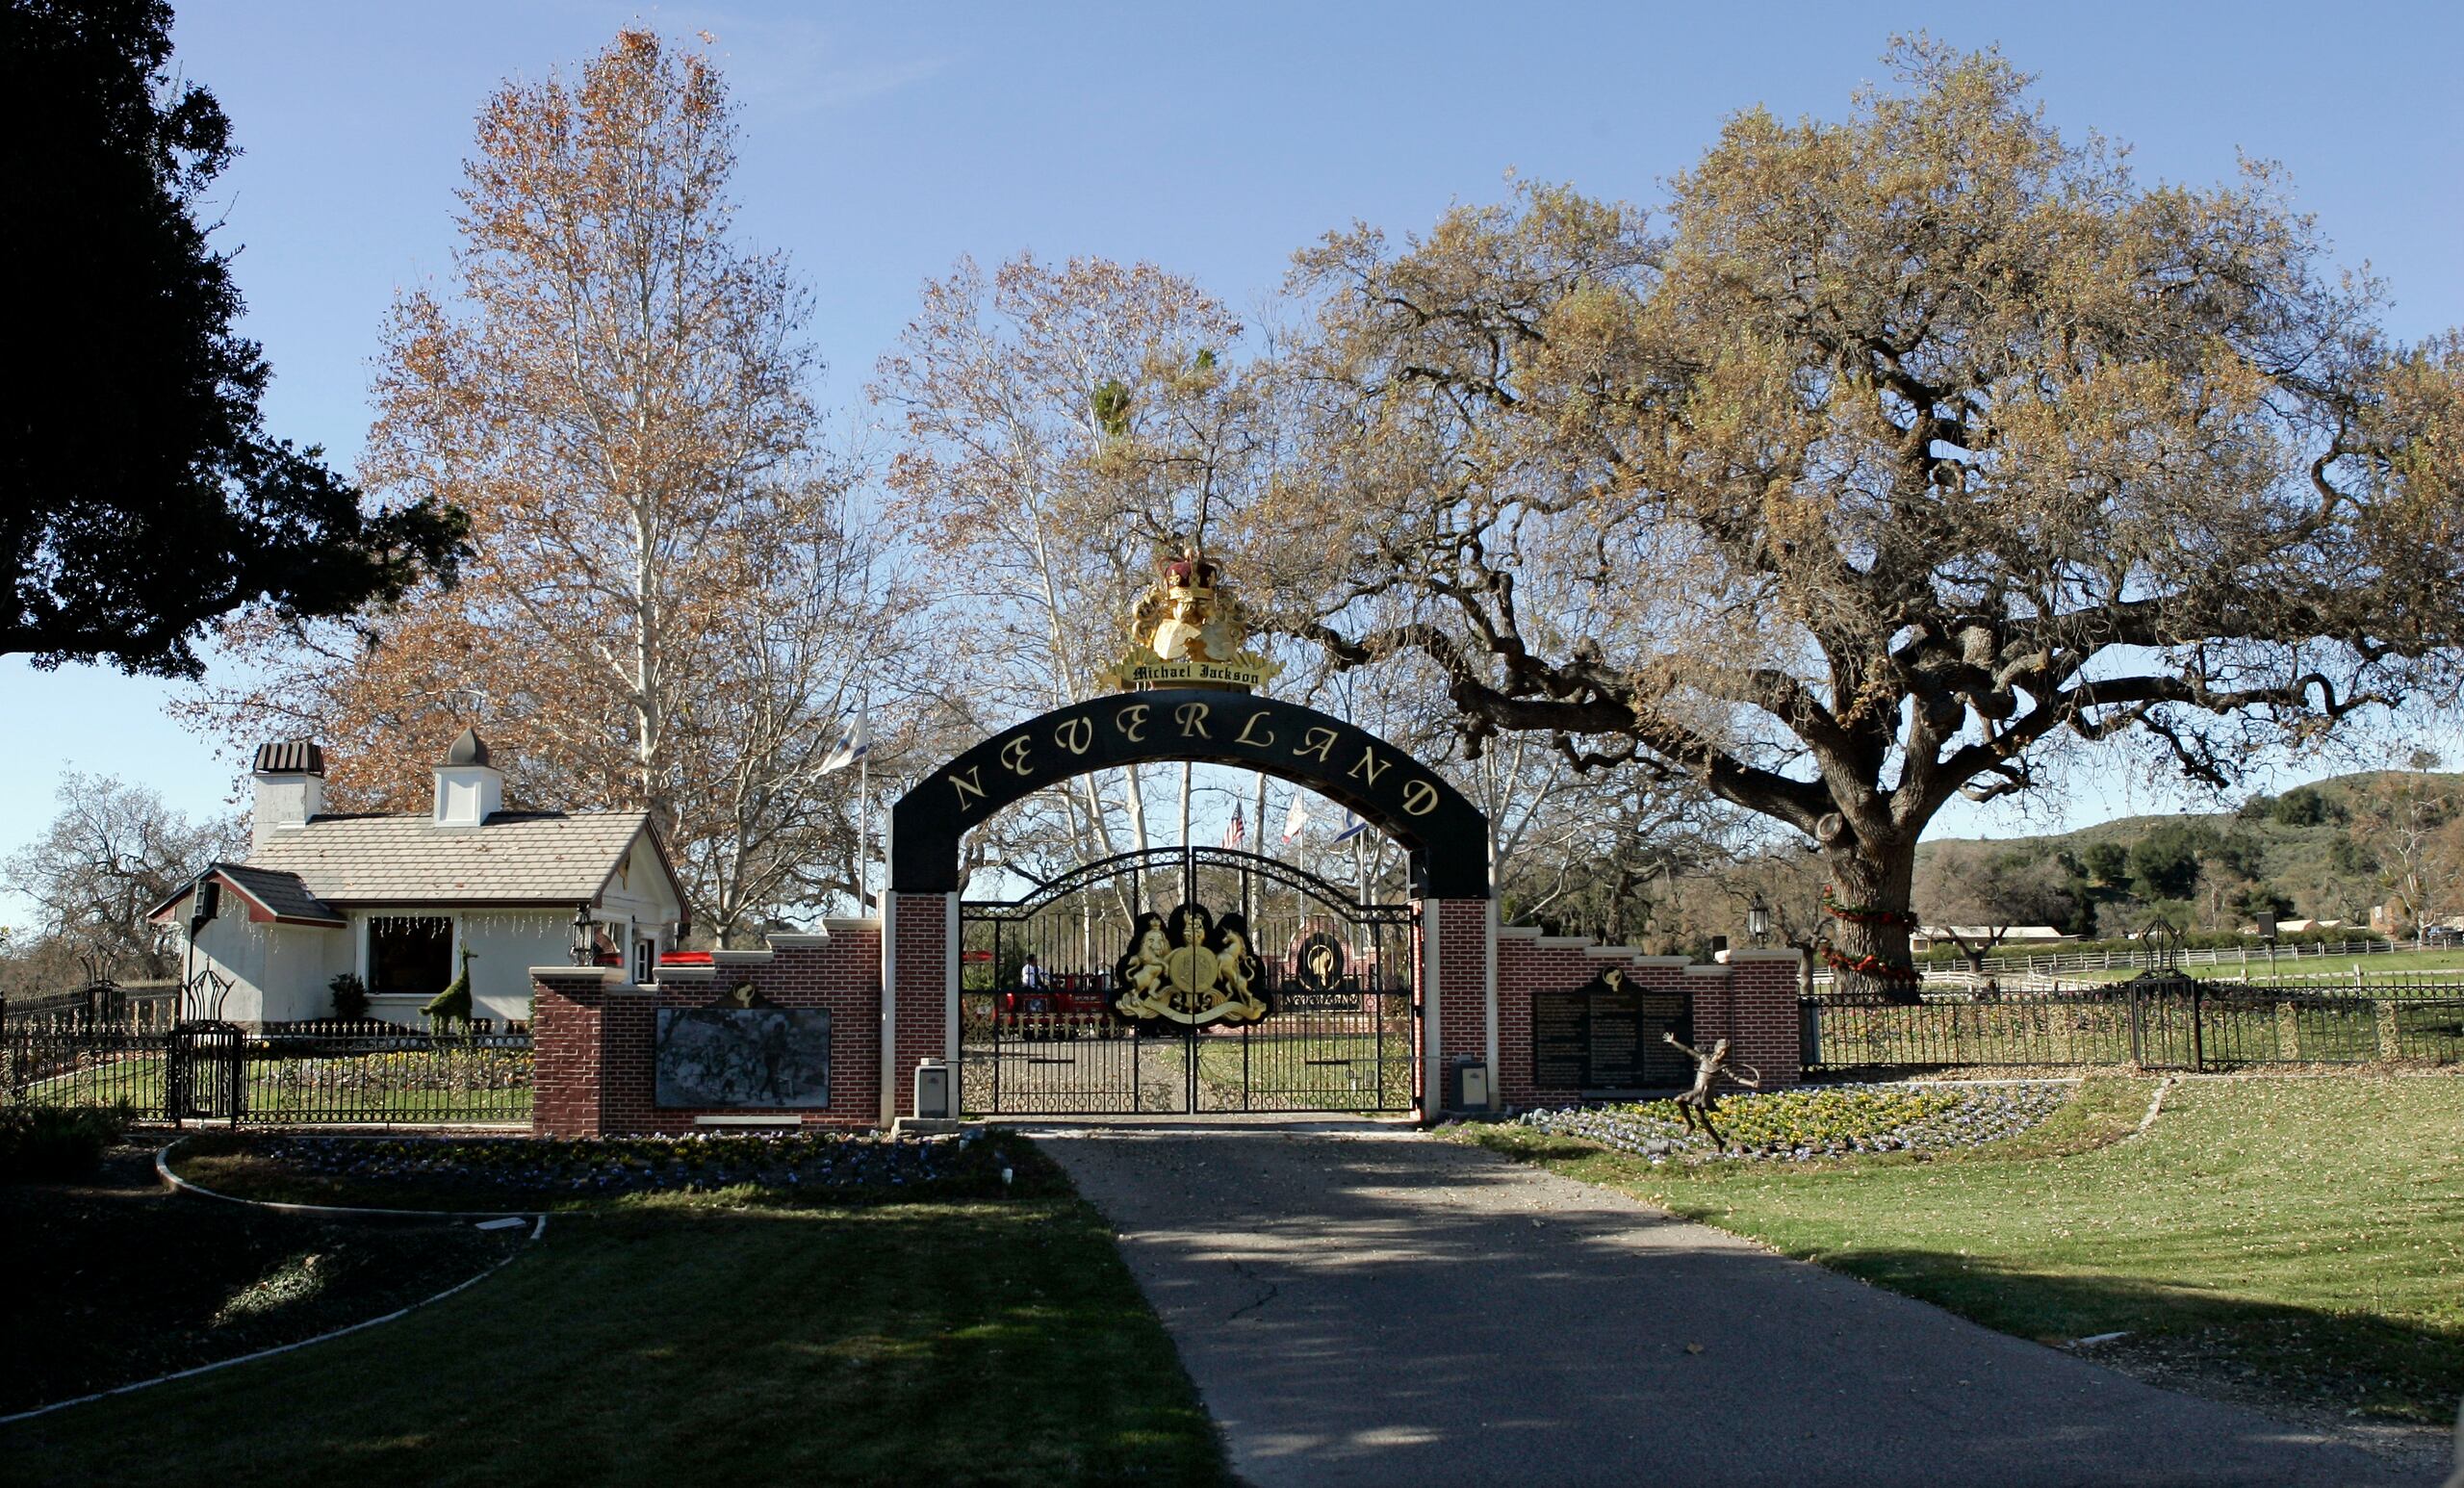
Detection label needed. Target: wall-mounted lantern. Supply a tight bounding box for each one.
[570,903,597,967]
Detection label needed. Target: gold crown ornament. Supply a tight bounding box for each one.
[1098,548,1283,694]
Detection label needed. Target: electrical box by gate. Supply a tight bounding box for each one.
[1453,1058,1491,1112]
[913,1060,953,1120]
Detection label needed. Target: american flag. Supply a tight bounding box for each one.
[1221,804,1246,849]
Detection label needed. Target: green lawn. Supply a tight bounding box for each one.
[4,1147,1226,1487]
[1466,1076,2464,1422]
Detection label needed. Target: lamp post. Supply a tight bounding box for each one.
[1748,892,1770,950]
[570,903,597,967]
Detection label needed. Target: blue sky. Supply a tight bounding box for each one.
[5,1,2459,914]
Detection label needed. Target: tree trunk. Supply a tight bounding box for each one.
[1823,841,1922,1005]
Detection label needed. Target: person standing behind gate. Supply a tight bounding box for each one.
[1019,954,1047,989]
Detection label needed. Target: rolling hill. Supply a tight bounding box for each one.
[1916,770,2462,933]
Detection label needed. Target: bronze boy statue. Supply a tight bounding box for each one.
[1661,1032,1762,1151]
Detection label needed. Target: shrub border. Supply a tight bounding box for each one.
[155,1136,548,1221]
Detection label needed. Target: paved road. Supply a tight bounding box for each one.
[1028,1118,2410,1488]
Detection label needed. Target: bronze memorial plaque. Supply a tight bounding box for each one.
[1640,989,1692,1084]
[1530,970,1693,1090]
[1584,969,1646,1089]
[1531,987,1588,1089]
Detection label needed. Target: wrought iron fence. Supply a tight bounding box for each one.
[2,1018,532,1126]
[1,982,181,1033]
[2,1022,174,1114]
[1802,978,2464,1075]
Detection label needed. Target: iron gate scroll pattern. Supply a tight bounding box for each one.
[960,846,1418,1115]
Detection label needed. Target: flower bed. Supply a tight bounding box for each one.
[1519,1081,2072,1164]
[251,1047,533,1095]
[234,1129,988,1200]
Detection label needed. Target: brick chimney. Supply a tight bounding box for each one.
[250,740,325,854]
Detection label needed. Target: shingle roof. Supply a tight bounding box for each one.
[244,810,660,906]
[216,864,346,925]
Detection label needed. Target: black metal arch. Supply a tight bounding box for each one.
[890,690,1491,899]
[964,845,1408,920]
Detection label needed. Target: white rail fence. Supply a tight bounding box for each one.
[1811,937,2430,988]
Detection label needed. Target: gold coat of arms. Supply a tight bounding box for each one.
[1113,903,1270,1026]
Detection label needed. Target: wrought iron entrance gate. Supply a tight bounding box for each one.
[959,846,1417,1115]
[167,1020,244,1123]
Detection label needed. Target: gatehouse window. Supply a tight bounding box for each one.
[370,916,454,998]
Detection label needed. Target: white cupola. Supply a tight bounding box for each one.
[431,728,504,829]
[250,740,326,853]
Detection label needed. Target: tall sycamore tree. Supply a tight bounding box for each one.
[875,255,1274,888]
[1263,42,2463,996]
[200,31,899,941]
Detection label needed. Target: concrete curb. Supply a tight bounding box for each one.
[0,1152,546,1426]
[2126,1075,2177,1139]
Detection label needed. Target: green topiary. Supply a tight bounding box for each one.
[422,945,475,1031]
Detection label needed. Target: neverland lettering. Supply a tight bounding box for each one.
[941,699,1447,822]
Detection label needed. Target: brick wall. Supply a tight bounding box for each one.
[1493,936,1802,1110]
[886,891,951,1124]
[528,921,886,1138]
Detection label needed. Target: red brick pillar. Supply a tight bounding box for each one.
[531,966,618,1137]
[883,891,954,1125]
[1695,951,1804,1090]
[1419,898,1496,1116]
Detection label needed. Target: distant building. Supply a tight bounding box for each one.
[2233,917,2348,937]
[1911,925,2075,954]
[148,732,686,1027]
[2367,904,2463,938]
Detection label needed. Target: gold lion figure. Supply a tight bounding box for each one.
[1116,920,1172,1017]
[1216,928,1267,1019]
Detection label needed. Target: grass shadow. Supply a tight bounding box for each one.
[5,1144,1227,1487]
[1807,1247,2464,1425]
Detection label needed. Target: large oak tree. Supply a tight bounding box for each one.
[1259,42,2463,996]
[0,0,463,677]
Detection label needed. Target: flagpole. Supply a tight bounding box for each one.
[857,683,871,916]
